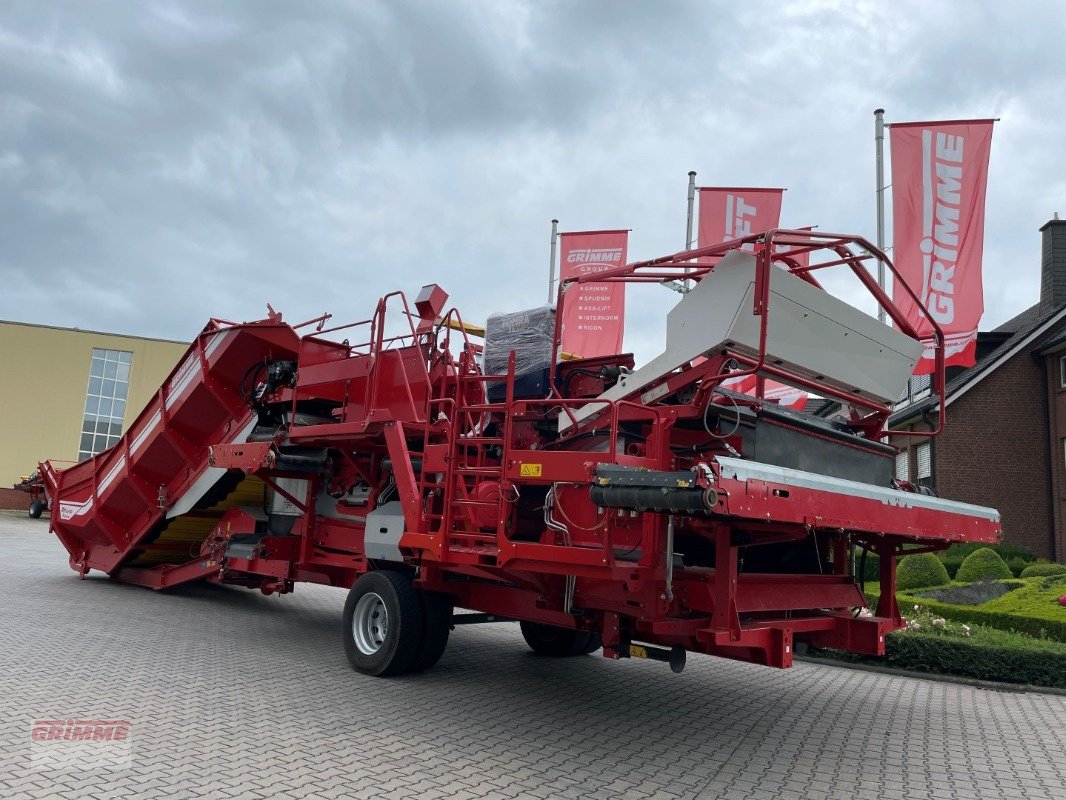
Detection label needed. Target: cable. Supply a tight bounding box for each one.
[702,389,742,441]
[552,483,612,532]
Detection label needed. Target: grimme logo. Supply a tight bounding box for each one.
[919,130,964,324]
[566,247,623,264]
[32,719,131,741]
[31,719,132,773]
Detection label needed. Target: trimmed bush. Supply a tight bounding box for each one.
[938,542,1037,579]
[865,585,1066,643]
[810,623,1066,688]
[1020,562,1066,579]
[896,553,950,591]
[883,630,1066,688]
[1005,556,1031,578]
[956,547,1013,583]
[859,550,880,582]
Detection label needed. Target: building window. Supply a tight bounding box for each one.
[895,450,910,482]
[916,441,932,489]
[1060,355,1066,388]
[78,348,133,461]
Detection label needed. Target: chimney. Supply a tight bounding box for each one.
[1039,214,1066,316]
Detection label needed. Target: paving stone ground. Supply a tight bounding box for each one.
[1,514,1064,800]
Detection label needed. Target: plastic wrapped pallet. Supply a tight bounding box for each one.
[483,306,556,401]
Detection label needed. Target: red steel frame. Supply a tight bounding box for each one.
[42,229,1000,672]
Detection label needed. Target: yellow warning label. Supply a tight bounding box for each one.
[629,644,648,659]
[519,463,543,477]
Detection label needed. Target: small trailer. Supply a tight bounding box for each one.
[41,229,1000,676]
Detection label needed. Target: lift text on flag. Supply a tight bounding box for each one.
[697,187,784,249]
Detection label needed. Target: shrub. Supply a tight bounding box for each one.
[1020,562,1066,578]
[809,617,1066,688]
[1005,556,1031,578]
[896,553,950,591]
[865,584,1066,643]
[956,547,1013,583]
[938,542,1036,579]
[858,550,880,582]
[883,629,1066,688]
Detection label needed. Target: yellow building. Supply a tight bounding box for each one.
[0,320,188,507]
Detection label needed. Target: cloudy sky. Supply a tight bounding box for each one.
[2,0,1065,362]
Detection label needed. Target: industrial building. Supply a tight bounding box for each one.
[0,321,187,510]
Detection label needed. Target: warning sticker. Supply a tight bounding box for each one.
[519,463,543,477]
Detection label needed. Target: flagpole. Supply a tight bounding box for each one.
[683,170,697,290]
[875,108,887,323]
[547,218,559,304]
[685,170,697,249]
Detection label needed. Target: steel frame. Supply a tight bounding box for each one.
[40,230,1000,673]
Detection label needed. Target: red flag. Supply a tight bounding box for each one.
[559,230,629,358]
[697,187,784,249]
[776,225,816,270]
[720,375,809,412]
[890,119,995,374]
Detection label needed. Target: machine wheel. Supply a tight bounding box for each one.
[343,571,424,677]
[412,590,453,672]
[28,500,44,519]
[520,621,595,657]
[582,633,603,655]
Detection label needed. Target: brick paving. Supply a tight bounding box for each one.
[1,515,1064,799]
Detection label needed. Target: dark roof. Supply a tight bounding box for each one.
[1036,326,1066,354]
[889,305,1066,426]
[803,397,841,417]
[992,303,1040,334]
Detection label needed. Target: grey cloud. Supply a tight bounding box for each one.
[1,1,1066,363]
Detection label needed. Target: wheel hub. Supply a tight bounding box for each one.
[352,592,388,655]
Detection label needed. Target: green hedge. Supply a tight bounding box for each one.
[882,630,1066,688]
[1020,563,1066,578]
[896,553,950,591]
[956,547,1013,583]
[865,587,1066,643]
[858,550,881,582]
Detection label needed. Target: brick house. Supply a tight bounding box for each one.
[888,217,1066,561]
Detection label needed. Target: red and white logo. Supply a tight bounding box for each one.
[890,120,994,373]
[30,719,132,772]
[697,187,784,250]
[558,230,629,358]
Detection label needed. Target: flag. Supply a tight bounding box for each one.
[890,119,995,373]
[697,187,784,249]
[558,230,629,358]
[720,374,809,412]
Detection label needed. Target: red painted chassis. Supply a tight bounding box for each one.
[43,230,1000,673]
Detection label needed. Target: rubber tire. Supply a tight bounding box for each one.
[412,591,453,672]
[343,571,424,677]
[520,621,594,657]
[582,632,603,655]
[28,500,43,519]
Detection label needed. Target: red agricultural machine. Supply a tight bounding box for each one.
[42,230,1000,676]
[14,469,49,518]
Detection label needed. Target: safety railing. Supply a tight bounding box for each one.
[554,229,948,440]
